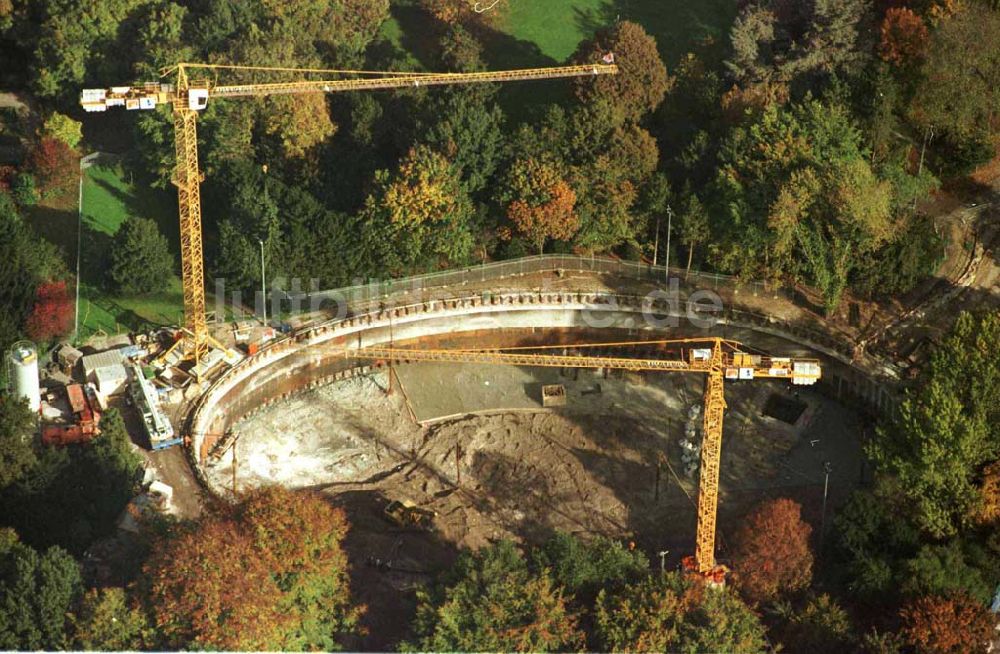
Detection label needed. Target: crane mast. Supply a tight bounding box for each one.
[341,337,820,577]
[82,61,618,373]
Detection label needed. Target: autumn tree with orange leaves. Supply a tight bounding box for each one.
[142,486,363,651]
[502,158,578,255]
[730,498,814,604]
[879,7,928,67]
[899,592,994,654]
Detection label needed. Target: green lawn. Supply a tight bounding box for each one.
[502,0,610,62]
[75,161,185,339]
[499,0,737,65]
[379,0,737,123]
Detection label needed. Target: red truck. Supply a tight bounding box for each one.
[41,384,102,446]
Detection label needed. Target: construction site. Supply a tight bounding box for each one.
[4,55,958,649]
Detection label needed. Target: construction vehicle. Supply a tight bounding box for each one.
[127,362,182,451]
[342,336,820,583]
[81,61,618,378]
[384,499,438,531]
[42,383,102,446]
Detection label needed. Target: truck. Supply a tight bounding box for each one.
[41,384,102,446]
[127,362,182,450]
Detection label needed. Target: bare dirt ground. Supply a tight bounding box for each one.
[218,366,864,649]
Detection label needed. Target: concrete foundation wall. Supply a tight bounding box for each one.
[188,291,896,467]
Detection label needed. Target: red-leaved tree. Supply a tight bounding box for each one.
[26,137,77,198]
[25,280,73,342]
[730,498,814,603]
[143,486,363,651]
[900,592,994,654]
[503,158,579,255]
[879,7,929,66]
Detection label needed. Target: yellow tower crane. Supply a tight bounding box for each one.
[338,336,821,580]
[81,61,618,375]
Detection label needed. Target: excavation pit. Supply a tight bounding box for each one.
[762,393,809,425]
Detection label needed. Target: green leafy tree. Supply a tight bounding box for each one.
[109,216,174,294]
[868,311,1000,537]
[357,144,475,275]
[70,587,150,650]
[678,190,710,278]
[594,572,767,653]
[772,593,855,653]
[532,531,648,600]
[912,4,1000,139]
[40,113,82,149]
[0,395,37,489]
[143,486,362,650]
[833,484,921,599]
[0,409,142,554]
[713,98,899,313]
[405,540,583,652]
[423,86,505,195]
[901,540,994,603]
[10,173,38,207]
[0,528,82,650]
[0,194,66,354]
[572,21,672,124]
[31,0,153,100]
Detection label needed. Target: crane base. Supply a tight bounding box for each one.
[681,555,729,587]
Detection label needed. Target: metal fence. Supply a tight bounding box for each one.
[289,254,793,311]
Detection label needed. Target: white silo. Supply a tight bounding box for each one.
[8,341,41,412]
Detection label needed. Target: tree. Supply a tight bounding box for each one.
[772,594,855,653]
[40,113,83,149]
[833,485,921,599]
[731,498,814,603]
[25,280,72,342]
[594,572,767,653]
[912,4,1000,139]
[678,191,709,278]
[899,592,994,654]
[501,158,578,255]
[726,0,871,86]
[868,311,1000,537]
[143,486,362,650]
[879,7,928,67]
[109,216,174,295]
[0,408,142,555]
[0,396,37,489]
[531,532,648,601]
[975,460,1000,525]
[357,145,475,275]
[405,540,583,652]
[712,98,899,312]
[0,194,66,354]
[10,173,38,207]
[901,540,994,603]
[0,528,82,650]
[26,137,77,198]
[572,21,671,124]
[70,588,149,650]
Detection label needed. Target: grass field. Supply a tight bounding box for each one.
[380,0,736,122]
[75,161,185,339]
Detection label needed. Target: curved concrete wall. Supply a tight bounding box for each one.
[187,291,896,470]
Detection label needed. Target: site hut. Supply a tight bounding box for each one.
[81,349,129,400]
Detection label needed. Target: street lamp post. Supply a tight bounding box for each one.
[259,239,267,325]
[664,204,673,284]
